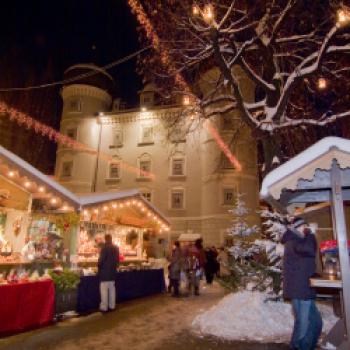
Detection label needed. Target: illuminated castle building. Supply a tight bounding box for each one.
[55,64,259,248]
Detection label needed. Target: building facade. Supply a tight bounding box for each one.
[55,64,259,248]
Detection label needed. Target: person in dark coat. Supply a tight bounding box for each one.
[168,241,182,297]
[281,218,322,350]
[204,247,219,284]
[186,239,206,296]
[98,234,119,312]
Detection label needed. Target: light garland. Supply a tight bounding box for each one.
[82,197,170,231]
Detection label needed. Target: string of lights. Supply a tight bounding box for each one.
[0,46,151,92]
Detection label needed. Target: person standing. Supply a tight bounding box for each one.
[186,239,206,295]
[204,247,218,284]
[168,241,182,297]
[98,234,119,312]
[281,218,322,350]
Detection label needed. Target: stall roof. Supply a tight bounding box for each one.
[0,145,170,226]
[260,137,350,201]
[79,190,170,225]
[0,145,80,207]
[178,233,201,242]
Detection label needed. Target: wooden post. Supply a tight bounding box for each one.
[331,161,350,339]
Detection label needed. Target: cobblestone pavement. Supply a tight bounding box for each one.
[0,282,289,350]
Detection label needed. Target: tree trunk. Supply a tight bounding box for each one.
[261,133,282,174]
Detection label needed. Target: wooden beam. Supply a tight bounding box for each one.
[331,160,350,338]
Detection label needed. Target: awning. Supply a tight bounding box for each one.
[260,137,350,208]
[0,145,170,231]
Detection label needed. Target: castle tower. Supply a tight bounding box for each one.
[55,64,114,193]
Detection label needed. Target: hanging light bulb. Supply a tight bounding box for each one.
[337,8,350,27]
[94,208,99,214]
[8,171,15,178]
[83,209,89,215]
[62,205,68,211]
[38,186,45,193]
[183,96,190,106]
[192,4,200,16]
[112,203,117,209]
[103,205,108,211]
[50,197,57,205]
[203,4,214,23]
[24,181,31,188]
[317,77,327,90]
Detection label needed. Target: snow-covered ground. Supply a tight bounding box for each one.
[192,291,338,343]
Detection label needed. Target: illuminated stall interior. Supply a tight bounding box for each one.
[0,146,79,265]
[78,190,170,264]
[0,146,170,267]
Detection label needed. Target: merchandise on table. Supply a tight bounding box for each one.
[320,240,350,277]
[78,221,146,264]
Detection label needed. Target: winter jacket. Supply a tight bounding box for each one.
[169,247,182,280]
[98,243,119,281]
[281,229,317,300]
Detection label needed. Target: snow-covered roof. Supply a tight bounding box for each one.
[0,146,169,225]
[79,190,169,224]
[260,137,350,200]
[178,233,201,242]
[0,145,80,206]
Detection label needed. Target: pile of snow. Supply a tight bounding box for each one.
[192,291,338,343]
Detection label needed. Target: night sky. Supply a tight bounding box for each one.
[0,0,142,106]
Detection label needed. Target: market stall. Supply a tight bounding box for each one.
[0,279,55,335]
[77,190,170,267]
[0,145,170,331]
[260,137,350,350]
[77,269,165,314]
[0,145,81,271]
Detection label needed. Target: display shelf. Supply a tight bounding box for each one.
[310,276,342,289]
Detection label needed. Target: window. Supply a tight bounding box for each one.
[113,129,123,147]
[139,160,151,178]
[171,189,184,209]
[109,162,120,179]
[69,99,81,112]
[172,158,184,176]
[61,161,73,178]
[66,128,77,140]
[223,188,236,205]
[169,127,186,143]
[221,154,235,170]
[140,125,154,144]
[141,191,152,202]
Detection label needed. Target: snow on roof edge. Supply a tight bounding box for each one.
[79,190,170,224]
[0,146,81,205]
[0,146,169,224]
[260,137,350,199]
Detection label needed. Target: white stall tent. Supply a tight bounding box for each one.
[260,136,350,350]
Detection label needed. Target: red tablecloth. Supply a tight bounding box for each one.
[0,279,54,335]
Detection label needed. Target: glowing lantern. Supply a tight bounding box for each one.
[317,78,327,90]
[192,4,199,16]
[203,4,214,23]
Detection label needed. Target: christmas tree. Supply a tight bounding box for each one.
[227,193,259,238]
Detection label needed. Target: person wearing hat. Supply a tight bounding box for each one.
[281,217,322,350]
